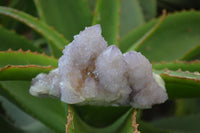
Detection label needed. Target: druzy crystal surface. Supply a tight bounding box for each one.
[30,25,168,108]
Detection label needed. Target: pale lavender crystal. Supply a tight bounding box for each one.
[132,79,168,108]
[29,24,168,108]
[58,24,106,104]
[124,51,168,108]
[59,24,107,91]
[124,51,153,89]
[94,45,131,105]
[30,69,61,98]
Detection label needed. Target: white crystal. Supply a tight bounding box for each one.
[124,51,153,91]
[94,45,131,105]
[30,69,61,98]
[58,24,106,104]
[130,73,168,108]
[29,24,168,108]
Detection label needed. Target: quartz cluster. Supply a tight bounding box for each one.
[30,25,168,108]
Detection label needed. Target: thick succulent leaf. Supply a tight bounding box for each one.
[138,0,157,21]
[34,0,92,41]
[0,65,53,80]
[0,81,66,133]
[119,18,158,52]
[0,0,37,31]
[67,106,134,133]
[138,121,170,133]
[120,0,156,38]
[67,106,170,133]
[48,41,63,58]
[72,105,131,127]
[117,109,170,133]
[155,70,200,99]
[86,0,96,11]
[120,0,145,37]
[0,50,58,68]
[153,60,200,72]
[0,96,55,133]
[180,44,200,61]
[0,115,24,133]
[117,111,171,133]
[0,26,41,52]
[175,98,200,117]
[116,108,134,133]
[0,6,68,52]
[127,12,166,51]
[93,0,120,45]
[151,113,200,133]
[157,0,200,10]
[135,11,200,62]
[120,11,200,62]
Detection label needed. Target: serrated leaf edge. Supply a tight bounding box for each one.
[127,10,166,51]
[152,60,200,65]
[0,65,54,72]
[132,109,140,133]
[0,49,58,60]
[159,69,200,81]
[179,44,200,61]
[119,9,200,52]
[0,6,69,50]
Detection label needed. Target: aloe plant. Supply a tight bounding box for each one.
[1,0,200,133]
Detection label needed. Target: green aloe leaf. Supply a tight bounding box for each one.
[0,96,54,133]
[175,98,200,117]
[127,12,166,52]
[0,26,41,52]
[138,121,171,133]
[0,115,24,133]
[116,108,135,133]
[180,44,200,61]
[138,0,157,21]
[47,42,63,58]
[120,0,145,37]
[116,109,170,133]
[93,0,120,46]
[0,81,66,133]
[120,0,156,38]
[0,0,37,31]
[0,65,53,81]
[72,105,130,127]
[120,11,200,62]
[0,6,68,52]
[157,0,200,10]
[86,0,96,11]
[34,0,92,41]
[155,70,200,99]
[67,106,134,133]
[153,60,200,72]
[151,113,200,133]
[0,50,58,68]
[67,106,170,133]
[119,17,158,52]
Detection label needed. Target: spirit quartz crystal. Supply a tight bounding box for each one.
[30,25,168,108]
